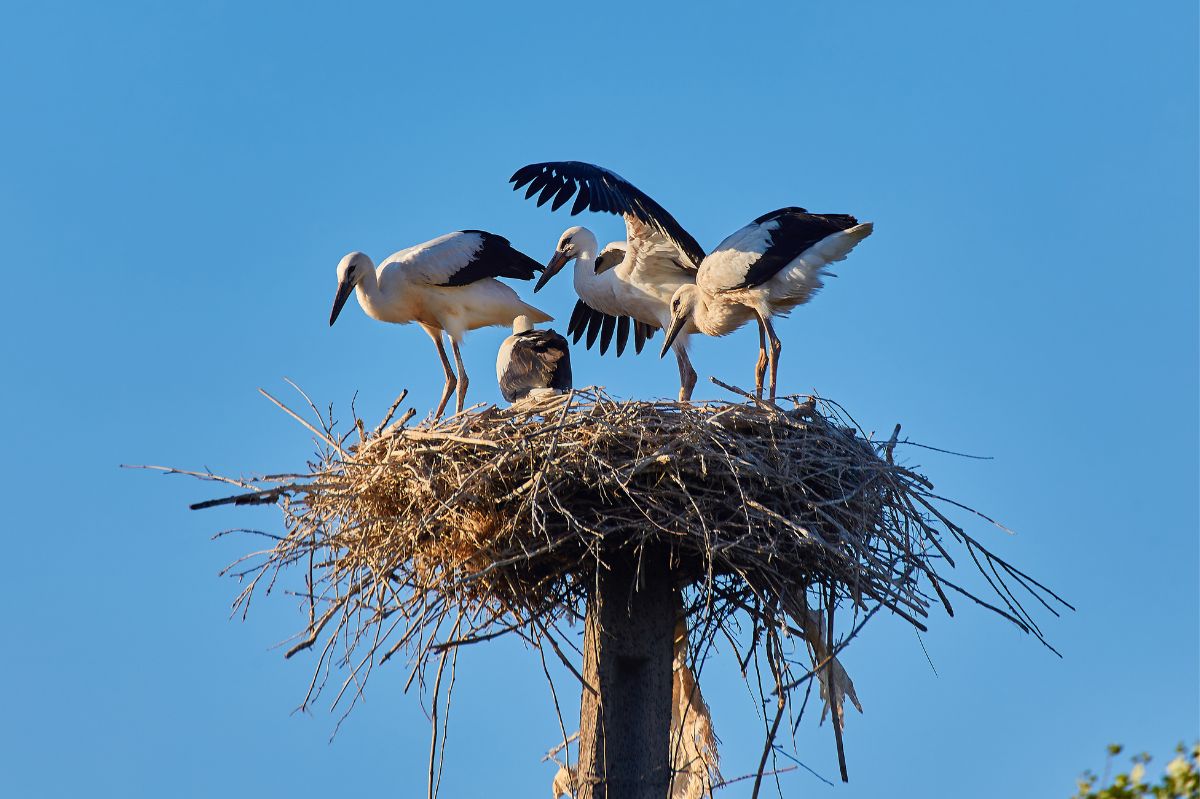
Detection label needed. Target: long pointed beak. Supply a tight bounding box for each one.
[329,280,354,326]
[535,251,571,293]
[660,315,686,358]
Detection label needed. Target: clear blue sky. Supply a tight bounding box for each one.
[1,2,1195,796]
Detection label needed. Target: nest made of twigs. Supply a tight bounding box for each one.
[150,381,1072,791]
[325,387,921,625]
[169,381,1066,706]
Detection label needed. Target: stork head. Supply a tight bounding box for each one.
[536,226,597,292]
[330,251,372,326]
[512,314,534,334]
[661,284,699,357]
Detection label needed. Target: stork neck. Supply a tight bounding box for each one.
[575,245,597,265]
[690,287,722,336]
[353,265,385,315]
[572,251,597,285]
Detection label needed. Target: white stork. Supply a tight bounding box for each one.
[329,230,552,417]
[512,162,704,401]
[509,162,872,401]
[537,236,654,358]
[496,315,573,403]
[661,208,873,400]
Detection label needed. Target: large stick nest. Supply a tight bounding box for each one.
[161,382,1068,787]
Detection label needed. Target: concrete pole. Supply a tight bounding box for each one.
[575,548,676,799]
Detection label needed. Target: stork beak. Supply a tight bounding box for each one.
[329,280,354,326]
[535,251,571,293]
[660,314,686,358]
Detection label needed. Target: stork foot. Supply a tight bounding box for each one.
[454,374,469,415]
[434,375,457,420]
[450,341,469,416]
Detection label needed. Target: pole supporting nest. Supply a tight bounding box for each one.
[577,547,676,799]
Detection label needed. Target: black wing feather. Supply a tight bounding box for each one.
[525,173,552,199]
[567,300,590,340]
[615,316,630,356]
[510,161,706,268]
[566,299,642,358]
[499,330,573,403]
[570,182,591,215]
[632,322,657,354]
[536,174,564,207]
[735,210,861,290]
[597,314,616,355]
[437,231,544,287]
[584,307,604,349]
[550,180,577,211]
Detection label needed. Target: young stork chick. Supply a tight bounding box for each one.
[329,230,551,417]
[662,209,874,400]
[495,315,572,403]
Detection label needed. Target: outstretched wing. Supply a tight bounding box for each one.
[510,161,705,268]
[498,330,573,403]
[624,216,699,281]
[704,208,865,292]
[396,231,544,287]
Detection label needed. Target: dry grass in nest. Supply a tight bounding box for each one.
[141,379,1070,791]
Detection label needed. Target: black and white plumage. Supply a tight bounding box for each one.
[511,161,706,268]
[566,299,656,357]
[433,229,548,286]
[512,162,703,400]
[496,316,573,403]
[662,208,874,400]
[539,225,699,400]
[556,241,656,358]
[511,161,873,401]
[329,230,552,418]
[699,209,864,293]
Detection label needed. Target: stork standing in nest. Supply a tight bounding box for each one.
[661,209,874,401]
[512,162,702,401]
[539,225,696,400]
[496,315,572,403]
[329,231,551,417]
[537,237,656,360]
[509,161,872,401]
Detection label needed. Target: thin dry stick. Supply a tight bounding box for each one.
[427,643,451,799]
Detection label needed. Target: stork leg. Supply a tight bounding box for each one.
[450,339,469,415]
[756,312,783,402]
[422,324,457,419]
[674,345,697,402]
[754,319,769,400]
